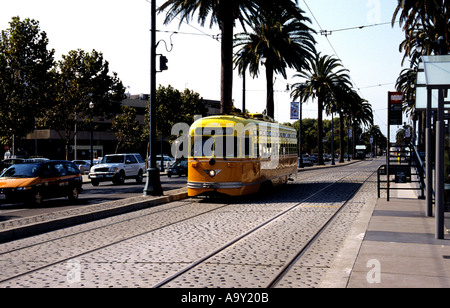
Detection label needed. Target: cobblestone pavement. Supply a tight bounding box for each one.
[0,159,382,288]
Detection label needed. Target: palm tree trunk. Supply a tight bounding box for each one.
[265,62,274,119]
[219,6,234,115]
[317,95,324,165]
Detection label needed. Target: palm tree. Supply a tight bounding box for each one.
[392,1,450,153]
[291,53,350,165]
[398,26,433,66]
[348,93,373,157]
[396,67,417,115]
[159,0,304,115]
[325,82,354,163]
[233,6,316,119]
[392,0,449,58]
[365,124,386,156]
[396,66,426,148]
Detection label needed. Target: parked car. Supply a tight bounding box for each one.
[0,160,83,205]
[301,154,313,167]
[156,155,175,171]
[89,153,146,186]
[72,160,91,174]
[167,159,188,177]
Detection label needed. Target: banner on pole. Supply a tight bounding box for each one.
[290,102,299,120]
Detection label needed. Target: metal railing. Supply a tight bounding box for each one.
[411,145,425,199]
[377,143,425,200]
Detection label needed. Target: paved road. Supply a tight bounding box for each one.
[0,175,187,221]
[0,159,382,289]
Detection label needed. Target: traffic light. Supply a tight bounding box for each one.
[160,55,168,71]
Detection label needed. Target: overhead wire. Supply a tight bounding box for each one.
[323,21,396,35]
[301,0,365,98]
[155,3,221,42]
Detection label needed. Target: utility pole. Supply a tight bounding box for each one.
[143,0,163,196]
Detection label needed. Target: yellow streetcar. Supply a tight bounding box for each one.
[187,114,298,197]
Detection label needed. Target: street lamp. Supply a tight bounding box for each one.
[331,110,335,165]
[143,0,163,196]
[298,98,303,168]
[89,101,94,168]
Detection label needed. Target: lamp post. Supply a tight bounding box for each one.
[143,0,163,196]
[347,117,351,162]
[331,111,335,165]
[298,99,303,168]
[89,101,94,168]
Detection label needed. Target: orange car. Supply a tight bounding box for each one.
[0,160,83,205]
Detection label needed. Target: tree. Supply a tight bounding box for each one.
[44,49,125,159]
[159,0,304,115]
[392,0,449,59]
[364,124,387,156]
[0,17,55,146]
[395,66,425,149]
[325,83,354,163]
[234,5,316,119]
[348,92,373,157]
[292,118,317,155]
[144,85,208,140]
[112,106,144,153]
[392,1,450,152]
[291,53,350,165]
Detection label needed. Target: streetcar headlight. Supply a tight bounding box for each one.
[209,170,216,177]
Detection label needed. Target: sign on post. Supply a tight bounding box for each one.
[386,91,404,202]
[388,92,403,125]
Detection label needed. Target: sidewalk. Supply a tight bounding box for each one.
[346,184,450,288]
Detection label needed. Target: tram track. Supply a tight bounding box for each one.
[0,200,233,284]
[154,168,377,288]
[266,171,375,288]
[0,161,379,287]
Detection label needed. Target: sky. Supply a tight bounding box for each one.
[1,0,407,138]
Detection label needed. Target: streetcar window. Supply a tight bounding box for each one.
[191,136,238,158]
[192,137,213,157]
[225,137,238,158]
[243,137,251,157]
